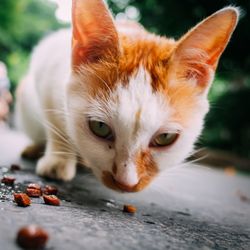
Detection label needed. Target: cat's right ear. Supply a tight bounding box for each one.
[168,7,239,95]
[72,0,119,69]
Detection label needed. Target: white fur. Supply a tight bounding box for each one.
[16,29,208,187]
[16,29,76,181]
[66,65,208,186]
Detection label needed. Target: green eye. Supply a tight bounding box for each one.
[89,120,114,140]
[151,133,178,147]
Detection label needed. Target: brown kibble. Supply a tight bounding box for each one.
[10,164,21,171]
[26,188,42,197]
[43,195,60,206]
[123,204,137,213]
[1,176,16,185]
[224,166,236,176]
[14,193,31,207]
[26,183,42,197]
[43,185,58,195]
[16,225,49,249]
[28,183,41,190]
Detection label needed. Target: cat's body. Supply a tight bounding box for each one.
[15,0,239,192]
[16,29,71,144]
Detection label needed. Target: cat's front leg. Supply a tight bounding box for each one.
[36,136,77,181]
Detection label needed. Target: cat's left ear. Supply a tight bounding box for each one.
[169,7,239,94]
[72,0,119,69]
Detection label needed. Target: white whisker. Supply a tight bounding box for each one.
[82,66,112,93]
[42,120,73,147]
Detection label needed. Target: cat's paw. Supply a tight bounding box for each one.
[36,155,76,181]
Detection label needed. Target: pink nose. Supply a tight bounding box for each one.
[112,175,138,192]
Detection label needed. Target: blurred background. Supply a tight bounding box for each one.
[0,0,249,169]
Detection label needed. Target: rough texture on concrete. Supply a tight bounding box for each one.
[0,127,250,250]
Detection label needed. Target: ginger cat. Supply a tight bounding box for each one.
[15,0,239,192]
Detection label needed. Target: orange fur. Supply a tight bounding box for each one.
[74,31,176,95]
[72,0,119,67]
[72,7,238,126]
[118,32,176,89]
[135,150,158,190]
[133,108,142,136]
[71,2,238,191]
[74,29,198,126]
[102,150,158,192]
[72,1,238,97]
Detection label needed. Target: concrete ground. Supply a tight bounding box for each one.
[0,126,250,250]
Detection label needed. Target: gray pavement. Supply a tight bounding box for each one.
[0,126,250,250]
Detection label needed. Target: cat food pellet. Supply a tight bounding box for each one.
[1,176,16,185]
[16,225,49,249]
[224,166,236,176]
[123,204,137,213]
[26,188,42,197]
[43,195,60,206]
[10,164,21,171]
[26,183,42,197]
[43,185,58,195]
[28,183,41,190]
[14,193,31,207]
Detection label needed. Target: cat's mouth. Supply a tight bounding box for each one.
[102,171,151,193]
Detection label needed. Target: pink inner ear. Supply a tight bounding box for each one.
[72,0,119,68]
[170,7,239,91]
[185,64,211,88]
[170,47,213,89]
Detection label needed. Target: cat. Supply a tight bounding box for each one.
[15,0,239,193]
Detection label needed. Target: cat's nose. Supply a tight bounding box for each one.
[111,169,139,192]
[111,162,139,191]
[112,175,138,192]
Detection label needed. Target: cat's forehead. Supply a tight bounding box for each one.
[75,33,199,127]
[87,67,181,143]
[118,33,176,90]
[114,67,172,133]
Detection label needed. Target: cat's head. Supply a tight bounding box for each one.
[66,0,239,192]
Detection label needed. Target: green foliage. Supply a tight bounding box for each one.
[0,0,67,87]
[201,87,250,158]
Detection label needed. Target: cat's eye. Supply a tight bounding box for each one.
[89,120,114,141]
[150,133,179,147]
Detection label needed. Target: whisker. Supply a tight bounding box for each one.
[43,108,84,117]
[42,120,76,151]
[50,151,79,157]
[48,138,76,152]
[83,66,112,93]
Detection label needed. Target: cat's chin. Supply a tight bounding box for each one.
[101,171,152,193]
